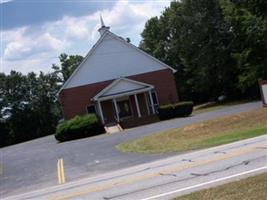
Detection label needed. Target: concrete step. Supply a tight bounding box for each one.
[104,123,123,134]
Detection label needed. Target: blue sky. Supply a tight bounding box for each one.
[1,0,170,74]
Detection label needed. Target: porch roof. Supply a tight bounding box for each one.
[92,77,154,101]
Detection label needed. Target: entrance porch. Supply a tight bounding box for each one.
[92,78,159,128]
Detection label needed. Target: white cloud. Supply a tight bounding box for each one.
[3,57,58,74]
[1,0,170,74]
[63,16,91,41]
[4,32,65,61]
[0,0,12,4]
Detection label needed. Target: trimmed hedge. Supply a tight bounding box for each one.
[55,114,104,142]
[158,101,193,120]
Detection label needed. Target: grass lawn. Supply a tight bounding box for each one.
[192,100,254,115]
[116,107,267,154]
[173,173,267,200]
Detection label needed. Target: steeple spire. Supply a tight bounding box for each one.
[100,14,105,27]
[98,14,110,36]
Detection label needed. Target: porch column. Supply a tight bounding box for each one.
[148,90,155,114]
[144,92,150,115]
[112,98,120,122]
[134,94,141,118]
[97,101,104,124]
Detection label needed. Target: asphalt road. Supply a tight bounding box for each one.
[4,134,267,200]
[0,101,263,198]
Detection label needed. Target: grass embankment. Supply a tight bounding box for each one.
[192,100,253,114]
[117,108,267,154]
[173,173,267,200]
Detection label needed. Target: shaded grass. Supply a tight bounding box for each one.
[117,108,267,154]
[193,105,225,114]
[192,100,254,114]
[173,173,267,200]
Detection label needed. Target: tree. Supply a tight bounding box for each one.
[220,0,267,95]
[0,71,61,146]
[140,0,238,102]
[139,17,164,59]
[0,53,83,147]
[52,53,83,83]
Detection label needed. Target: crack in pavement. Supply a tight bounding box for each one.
[190,160,250,177]
[102,176,196,200]
[19,167,153,200]
[189,156,267,177]
[159,173,177,177]
[181,159,194,162]
[256,147,267,150]
[214,151,226,154]
[102,155,267,200]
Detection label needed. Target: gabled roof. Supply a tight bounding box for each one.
[92,77,154,101]
[59,30,176,93]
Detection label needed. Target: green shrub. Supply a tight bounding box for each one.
[55,114,104,142]
[158,104,176,120]
[158,101,193,120]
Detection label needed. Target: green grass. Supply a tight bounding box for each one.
[193,105,225,114]
[192,100,253,115]
[202,127,267,147]
[173,173,267,200]
[116,108,267,154]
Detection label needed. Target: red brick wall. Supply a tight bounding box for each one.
[130,69,179,105]
[59,69,179,119]
[59,80,112,119]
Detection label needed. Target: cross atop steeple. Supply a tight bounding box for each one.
[98,14,110,36]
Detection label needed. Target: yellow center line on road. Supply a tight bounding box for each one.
[60,159,66,184]
[57,159,65,185]
[57,160,61,184]
[49,143,267,200]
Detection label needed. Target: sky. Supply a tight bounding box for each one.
[0,0,170,74]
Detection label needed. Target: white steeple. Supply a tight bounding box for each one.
[100,14,105,27]
[98,14,110,36]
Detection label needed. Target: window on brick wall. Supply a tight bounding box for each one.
[86,105,96,114]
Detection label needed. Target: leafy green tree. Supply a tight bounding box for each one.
[52,53,83,82]
[140,0,238,102]
[0,71,61,145]
[0,53,83,147]
[139,17,164,59]
[221,0,267,94]
[0,121,9,147]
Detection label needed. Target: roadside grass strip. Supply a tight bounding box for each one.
[57,158,65,184]
[172,171,267,200]
[117,108,267,154]
[192,100,253,115]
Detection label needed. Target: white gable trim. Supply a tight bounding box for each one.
[107,31,176,73]
[59,30,176,94]
[92,77,154,101]
[58,31,110,94]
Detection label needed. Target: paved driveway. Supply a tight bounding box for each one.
[0,101,261,197]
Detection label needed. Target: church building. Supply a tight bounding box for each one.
[58,18,179,128]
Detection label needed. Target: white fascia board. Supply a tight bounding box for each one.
[94,87,153,101]
[93,78,121,100]
[119,77,154,88]
[93,77,154,101]
[58,31,110,94]
[58,30,176,94]
[108,32,177,73]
